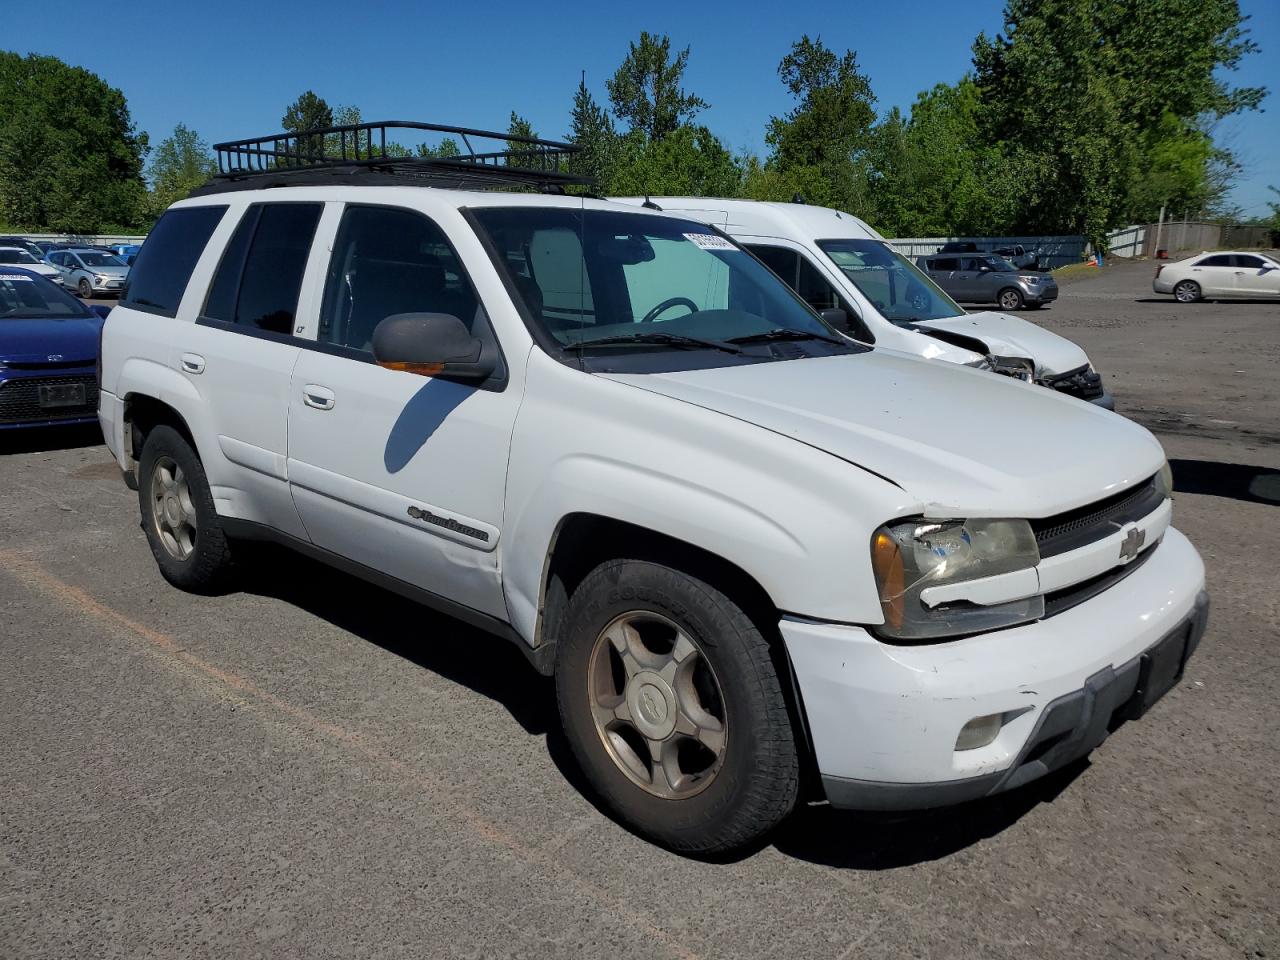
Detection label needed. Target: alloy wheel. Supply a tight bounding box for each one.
[999,289,1023,310]
[149,456,198,561]
[1174,281,1199,303]
[587,611,728,799]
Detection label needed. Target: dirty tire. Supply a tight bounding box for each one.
[1174,280,1201,303]
[137,425,234,592]
[998,287,1025,310]
[556,559,800,854]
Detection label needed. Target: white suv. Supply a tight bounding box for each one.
[614,198,1112,407]
[98,123,1206,854]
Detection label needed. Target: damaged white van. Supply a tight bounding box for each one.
[614,197,1113,409]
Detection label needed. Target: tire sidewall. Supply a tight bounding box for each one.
[137,425,228,590]
[999,287,1024,310]
[1175,281,1200,302]
[556,559,797,851]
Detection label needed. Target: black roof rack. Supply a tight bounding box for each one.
[198,120,592,195]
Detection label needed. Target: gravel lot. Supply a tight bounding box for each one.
[3,261,1277,959]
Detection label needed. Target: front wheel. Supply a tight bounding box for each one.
[1174,280,1202,303]
[555,559,800,854]
[77,278,93,299]
[998,287,1025,310]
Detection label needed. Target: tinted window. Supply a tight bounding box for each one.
[1234,255,1265,269]
[931,258,960,271]
[747,245,799,285]
[121,206,225,316]
[1197,255,1232,267]
[319,205,480,351]
[204,203,321,335]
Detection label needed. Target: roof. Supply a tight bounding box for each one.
[611,197,886,242]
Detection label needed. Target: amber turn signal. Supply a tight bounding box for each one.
[377,360,445,377]
[871,531,905,629]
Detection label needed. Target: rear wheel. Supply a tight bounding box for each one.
[138,425,234,592]
[555,559,799,854]
[1174,280,1202,303]
[998,287,1025,310]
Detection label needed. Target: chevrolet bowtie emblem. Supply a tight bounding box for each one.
[1118,526,1146,562]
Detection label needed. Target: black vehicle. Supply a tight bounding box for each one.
[937,241,983,254]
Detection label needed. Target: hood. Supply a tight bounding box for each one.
[603,352,1161,518]
[914,310,1090,376]
[15,262,60,278]
[0,315,103,364]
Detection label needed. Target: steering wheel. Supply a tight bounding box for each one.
[640,297,700,323]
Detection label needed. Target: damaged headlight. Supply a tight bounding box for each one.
[989,356,1036,382]
[870,518,1043,641]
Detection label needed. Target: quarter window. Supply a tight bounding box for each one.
[318,205,480,351]
[202,203,321,335]
[122,205,227,317]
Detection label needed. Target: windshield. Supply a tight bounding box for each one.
[816,238,964,324]
[0,273,91,319]
[76,252,126,267]
[0,249,39,264]
[471,208,840,352]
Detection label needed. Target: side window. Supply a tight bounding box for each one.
[1234,255,1265,269]
[1197,255,1232,267]
[318,205,480,351]
[121,205,227,317]
[746,245,799,287]
[796,255,841,311]
[933,258,960,271]
[202,203,321,335]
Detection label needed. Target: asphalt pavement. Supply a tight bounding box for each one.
[2,262,1277,959]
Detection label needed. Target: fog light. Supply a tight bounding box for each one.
[956,713,1003,751]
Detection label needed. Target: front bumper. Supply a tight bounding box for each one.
[0,367,100,429]
[1025,284,1059,304]
[780,527,1206,810]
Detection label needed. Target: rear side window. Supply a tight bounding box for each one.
[122,205,227,317]
[1196,255,1232,267]
[931,258,960,271]
[202,203,322,335]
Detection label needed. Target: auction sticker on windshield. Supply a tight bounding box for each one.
[683,233,737,251]
[0,274,34,281]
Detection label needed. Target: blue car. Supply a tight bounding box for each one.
[0,268,109,430]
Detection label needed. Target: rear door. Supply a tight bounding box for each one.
[285,202,518,619]
[181,201,324,539]
[1189,254,1236,297]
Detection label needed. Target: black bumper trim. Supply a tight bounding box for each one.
[823,590,1209,811]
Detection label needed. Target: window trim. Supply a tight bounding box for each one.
[120,205,228,318]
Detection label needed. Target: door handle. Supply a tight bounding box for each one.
[180,353,205,374]
[303,384,335,410]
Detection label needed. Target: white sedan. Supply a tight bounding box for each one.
[1153,250,1280,302]
[0,246,64,285]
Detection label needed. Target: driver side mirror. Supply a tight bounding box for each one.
[372,313,494,382]
[820,307,851,332]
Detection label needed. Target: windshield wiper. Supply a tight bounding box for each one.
[566,332,741,354]
[726,328,844,346]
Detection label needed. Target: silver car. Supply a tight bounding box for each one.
[47,248,130,298]
[917,254,1058,310]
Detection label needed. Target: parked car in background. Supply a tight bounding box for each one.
[919,253,1059,311]
[0,236,48,261]
[114,244,143,266]
[0,247,64,285]
[1152,251,1280,302]
[614,198,1109,407]
[938,240,983,254]
[0,268,107,430]
[993,244,1040,270]
[46,248,129,298]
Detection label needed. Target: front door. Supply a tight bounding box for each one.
[286,203,519,619]
[1233,255,1280,297]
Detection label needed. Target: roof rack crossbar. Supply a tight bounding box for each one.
[211,119,592,191]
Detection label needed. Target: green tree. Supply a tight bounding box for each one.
[607,125,741,197]
[764,36,878,213]
[281,89,333,161]
[606,33,708,142]
[0,52,148,231]
[567,76,619,187]
[506,111,539,168]
[147,123,216,213]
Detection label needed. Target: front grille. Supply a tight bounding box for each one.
[0,374,99,423]
[1031,474,1164,558]
[1043,542,1157,618]
[1039,363,1103,400]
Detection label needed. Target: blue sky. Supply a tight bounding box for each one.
[6,0,1277,217]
